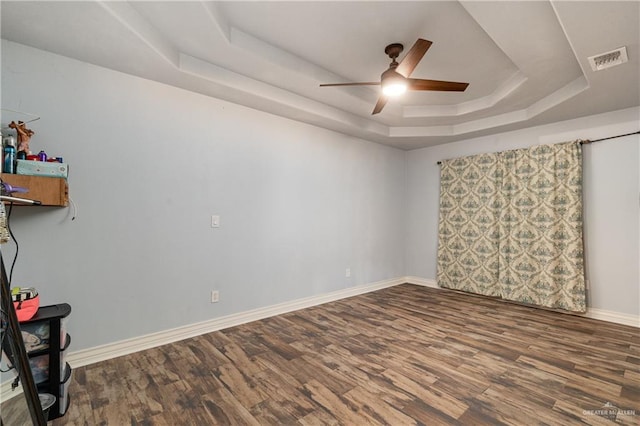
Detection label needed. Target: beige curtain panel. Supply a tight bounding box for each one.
[437,141,586,312]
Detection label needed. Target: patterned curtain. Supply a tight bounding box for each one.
[437,153,502,297]
[437,141,586,312]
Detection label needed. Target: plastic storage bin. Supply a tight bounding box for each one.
[21,310,68,351]
[28,334,70,383]
[58,364,72,415]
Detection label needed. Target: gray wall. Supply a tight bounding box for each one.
[2,40,638,356]
[406,107,640,316]
[1,41,406,351]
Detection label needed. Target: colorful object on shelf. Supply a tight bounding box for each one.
[8,121,35,154]
[1,182,29,194]
[3,144,16,173]
[16,159,68,178]
[12,287,40,322]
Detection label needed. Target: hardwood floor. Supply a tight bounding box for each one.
[54,284,639,425]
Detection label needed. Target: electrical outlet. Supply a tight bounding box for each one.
[211,290,220,303]
[345,268,351,278]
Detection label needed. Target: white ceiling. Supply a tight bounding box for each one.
[1,1,638,150]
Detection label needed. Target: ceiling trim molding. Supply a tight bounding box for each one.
[98,1,179,68]
[179,53,389,137]
[403,71,527,118]
[200,1,231,43]
[391,75,589,138]
[525,75,589,118]
[188,2,380,113]
[229,27,367,100]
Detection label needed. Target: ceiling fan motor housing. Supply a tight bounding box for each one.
[381,68,405,82]
[384,43,404,60]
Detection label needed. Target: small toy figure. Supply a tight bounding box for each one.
[8,120,34,154]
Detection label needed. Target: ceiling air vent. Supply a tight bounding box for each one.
[587,46,628,71]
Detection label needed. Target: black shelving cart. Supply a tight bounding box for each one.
[20,303,72,420]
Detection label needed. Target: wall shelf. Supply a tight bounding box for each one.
[1,174,68,207]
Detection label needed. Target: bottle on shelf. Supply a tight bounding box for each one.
[3,144,16,174]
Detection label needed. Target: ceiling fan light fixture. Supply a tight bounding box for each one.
[382,81,407,96]
[381,70,407,97]
[321,39,467,115]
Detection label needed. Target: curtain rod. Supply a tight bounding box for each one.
[436,130,640,165]
[579,130,640,145]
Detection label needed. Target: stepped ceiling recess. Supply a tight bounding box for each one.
[1,1,639,150]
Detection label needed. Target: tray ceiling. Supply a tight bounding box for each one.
[1,1,638,150]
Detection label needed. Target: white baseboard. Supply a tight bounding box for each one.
[66,277,405,369]
[583,308,640,328]
[403,276,439,288]
[402,276,639,328]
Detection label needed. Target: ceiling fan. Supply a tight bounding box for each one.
[320,39,469,115]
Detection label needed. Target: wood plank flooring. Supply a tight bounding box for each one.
[54,284,639,425]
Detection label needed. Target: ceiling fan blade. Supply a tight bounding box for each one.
[319,82,380,87]
[372,96,388,115]
[407,78,469,92]
[395,39,432,78]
